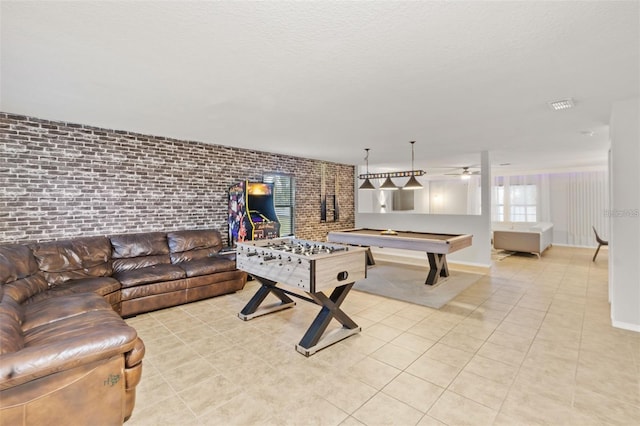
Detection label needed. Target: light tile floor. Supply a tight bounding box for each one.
[125,247,640,425]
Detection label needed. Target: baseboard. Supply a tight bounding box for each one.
[373,252,490,274]
[611,319,640,333]
[449,262,491,274]
[551,243,606,249]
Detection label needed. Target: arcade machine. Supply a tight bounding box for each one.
[228,180,281,246]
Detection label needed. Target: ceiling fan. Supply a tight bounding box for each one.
[444,166,481,179]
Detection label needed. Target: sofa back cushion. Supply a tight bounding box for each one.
[0,244,39,285]
[0,311,23,355]
[0,244,49,303]
[0,288,25,354]
[30,237,113,286]
[0,290,24,324]
[110,232,170,272]
[167,230,223,263]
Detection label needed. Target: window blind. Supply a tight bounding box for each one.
[263,173,295,236]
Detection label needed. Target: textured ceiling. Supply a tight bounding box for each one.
[1,1,639,173]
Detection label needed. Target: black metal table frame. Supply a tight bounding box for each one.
[238,276,361,356]
[363,247,449,285]
[427,252,449,285]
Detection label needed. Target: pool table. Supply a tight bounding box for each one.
[327,228,473,285]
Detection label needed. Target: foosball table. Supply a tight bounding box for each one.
[235,237,367,356]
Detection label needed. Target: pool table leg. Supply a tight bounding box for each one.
[426,253,449,285]
[365,247,376,265]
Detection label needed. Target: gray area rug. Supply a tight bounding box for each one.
[353,262,484,309]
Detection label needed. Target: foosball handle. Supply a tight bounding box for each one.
[260,255,277,265]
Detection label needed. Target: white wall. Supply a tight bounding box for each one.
[609,97,640,332]
[428,179,471,215]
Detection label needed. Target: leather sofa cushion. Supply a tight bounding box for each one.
[113,254,170,273]
[28,277,121,304]
[167,229,223,253]
[168,230,224,263]
[110,232,169,259]
[0,311,23,355]
[171,248,219,264]
[3,274,49,305]
[30,237,113,286]
[179,257,237,277]
[113,264,186,288]
[49,276,120,297]
[2,309,138,389]
[22,293,114,332]
[0,244,39,284]
[0,294,24,324]
[120,279,188,301]
[0,292,25,355]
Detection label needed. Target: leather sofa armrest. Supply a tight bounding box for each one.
[125,337,145,369]
[124,338,144,391]
[1,313,138,390]
[123,337,145,421]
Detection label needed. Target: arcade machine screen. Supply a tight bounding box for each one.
[228,181,281,245]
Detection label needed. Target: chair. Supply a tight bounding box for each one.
[592,226,608,262]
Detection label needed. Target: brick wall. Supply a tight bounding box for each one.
[0,113,355,244]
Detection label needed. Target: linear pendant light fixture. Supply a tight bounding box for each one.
[358,141,425,190]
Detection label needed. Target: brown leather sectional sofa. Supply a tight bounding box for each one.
[111,229,246,317]
[0,229,247,425]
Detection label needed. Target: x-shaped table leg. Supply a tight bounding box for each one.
[297,282,359,352]
[238,277,361,356]
[426,252,449,285]
[238,277,296,320]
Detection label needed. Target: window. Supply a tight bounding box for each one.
[509,184,537,222]
[263,173,295,236]
[493,181,537,222]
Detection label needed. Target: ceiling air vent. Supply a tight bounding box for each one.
[548,98,574,111]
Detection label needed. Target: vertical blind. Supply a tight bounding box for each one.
[566,171,609,246]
